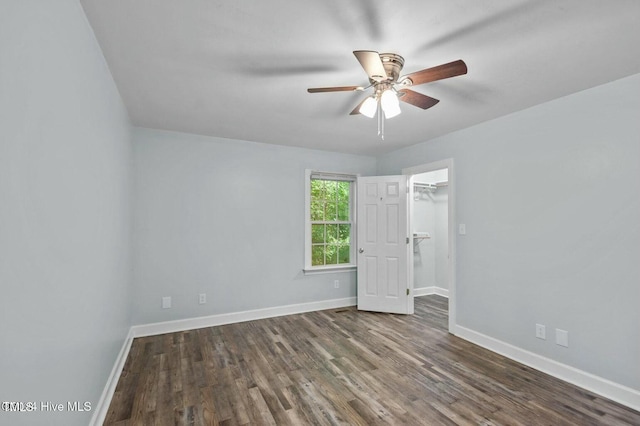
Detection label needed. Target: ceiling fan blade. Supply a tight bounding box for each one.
[353,50,387,82]
[307,86,362,93]
[398,89,440,110]
[402,60,467,86]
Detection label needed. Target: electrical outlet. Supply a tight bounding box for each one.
[162,296,171,309]
[535,324,546,340]
[199,293,206,304]
[556,329,569,347]
[334,280,339,289]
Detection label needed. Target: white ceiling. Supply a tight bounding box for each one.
[80,0,640,156]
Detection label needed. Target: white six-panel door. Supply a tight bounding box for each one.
[357,175,413,314]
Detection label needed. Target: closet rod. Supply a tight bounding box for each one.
[414,181,447,187]
[414,182,436,189]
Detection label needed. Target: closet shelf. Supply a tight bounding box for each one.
[413,232,431,240]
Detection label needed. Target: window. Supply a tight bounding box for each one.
[304,170,356,273]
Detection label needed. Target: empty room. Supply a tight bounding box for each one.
[1,1,639,425]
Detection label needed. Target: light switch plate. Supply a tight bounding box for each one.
[535,324,546,340]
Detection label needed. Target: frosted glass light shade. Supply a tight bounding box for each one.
[381,89,401,118]
[359,96,377,118]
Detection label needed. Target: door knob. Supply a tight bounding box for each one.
[359,248,364,253]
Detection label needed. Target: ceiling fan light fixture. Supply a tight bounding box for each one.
[307,51,468,136]
[380,89,401,119]
[359,96,377,118]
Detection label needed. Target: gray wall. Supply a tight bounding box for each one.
[378,73,640,391]
[132,128,376,325]
[0,1,133,425]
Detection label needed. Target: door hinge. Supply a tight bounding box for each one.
[406,237,410,244]
[406,288,410,296]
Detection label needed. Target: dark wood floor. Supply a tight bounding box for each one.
[105,296,640,425]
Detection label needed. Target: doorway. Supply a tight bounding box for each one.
[403,159,456,333]
[412,168,449,296]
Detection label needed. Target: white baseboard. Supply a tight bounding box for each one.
[455,325,640,412]
[414,286,449,298]
[90,328,135,426]
[132,296,357,338]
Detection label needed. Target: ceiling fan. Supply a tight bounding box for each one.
[307,51,467,138]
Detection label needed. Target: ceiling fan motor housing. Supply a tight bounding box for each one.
[378,53,405,83]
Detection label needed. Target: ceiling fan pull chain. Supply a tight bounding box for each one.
[377,101,383,139]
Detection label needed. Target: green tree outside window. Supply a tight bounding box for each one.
[310,179,351,266]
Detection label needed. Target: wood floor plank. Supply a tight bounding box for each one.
[105,296,640,425]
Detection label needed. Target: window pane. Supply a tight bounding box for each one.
[311,179,325,199]
[326,245,338,264]
[310,200,324,221]
[312,245,325,266]
[338,246,350,264]
[337,200,349,221]
[326,224,338,244]
[311,224,325,244]
[338,224,350,245]
[325,180,337,201]
[337,181,350,201]
[325,201,337,221]
[308,176,354,268]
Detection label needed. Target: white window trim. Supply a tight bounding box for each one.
[303,169,357,274]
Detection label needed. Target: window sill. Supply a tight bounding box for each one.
[303,265,356,275]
